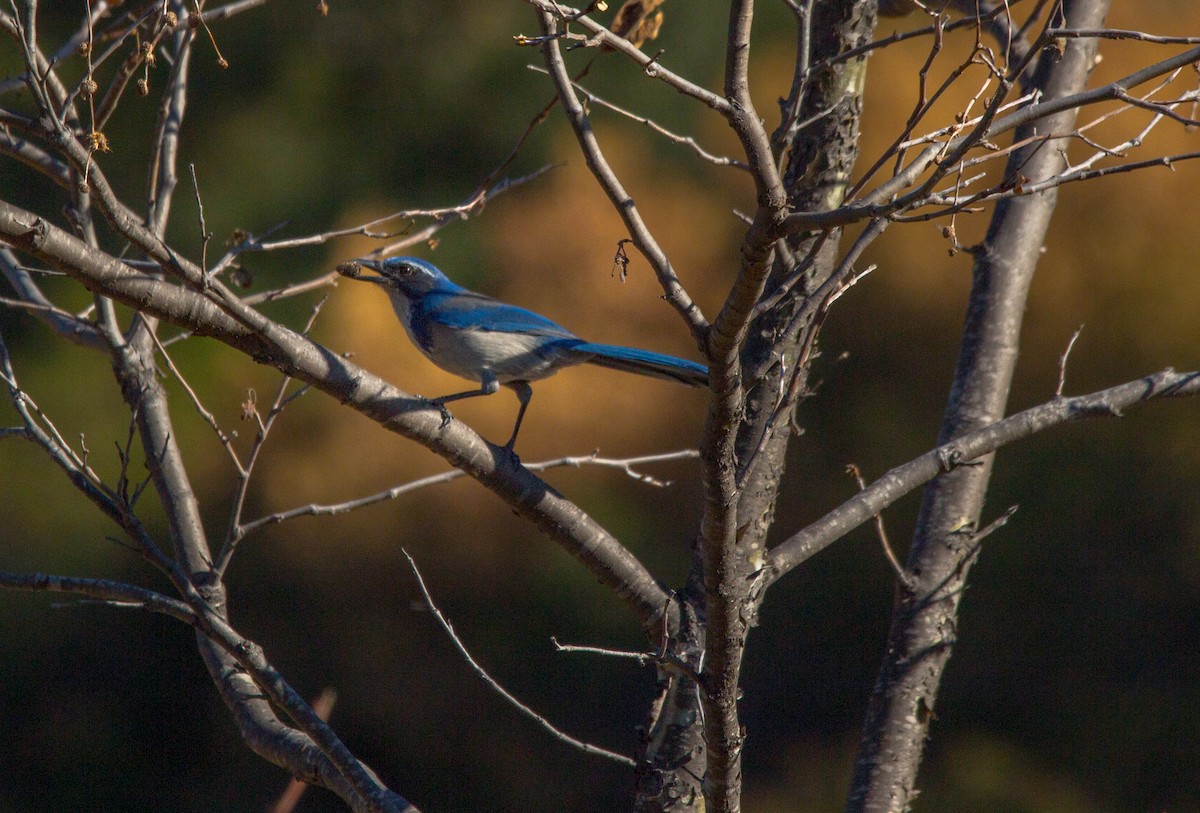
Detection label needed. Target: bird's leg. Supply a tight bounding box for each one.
[503,381,533,451]
[431,377,500,430]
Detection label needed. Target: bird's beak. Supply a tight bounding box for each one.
[335,258,385,284]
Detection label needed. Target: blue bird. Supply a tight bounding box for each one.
[340,256,708,449]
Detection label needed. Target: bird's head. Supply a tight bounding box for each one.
[336,256,453,297]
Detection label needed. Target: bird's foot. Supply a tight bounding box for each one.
[501,443,522,468]
[427,398,453,429]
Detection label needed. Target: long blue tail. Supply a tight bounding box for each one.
[574,342,708,387]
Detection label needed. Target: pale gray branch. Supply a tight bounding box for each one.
[767,368,1200,580]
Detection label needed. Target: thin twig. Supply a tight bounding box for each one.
[146,12,193,238]
[206,165,555,283]
[1113,86,1200,128]
[822,1,1014,69]
[846,463,910,587]
[900,150,1200,222]
[551,636,655,665]
[0,338,112,497]
[236,449,699,540]
[148,323,244,473]
[969,504,1018,546]
[896,89,1038,150]
[202,0,271,24]
[739,224,886,485]
[1056,325,1084,398]
[526,65,749,170]
[404,550,636,767]
[217,300,326,573]
[523,0,732,115]
[1047,27,1200,45]
[190,164,213,274]
[949,504,1020,581]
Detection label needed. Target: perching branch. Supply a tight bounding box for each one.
[0,197,672,631]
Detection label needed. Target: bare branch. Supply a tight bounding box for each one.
[236,448,700,540]
[846,463,910,587]
[207,165,554,289]
[767,367,1200,581]
[970,503,1019,546]
[1014,149,1200,196]
[824,1,1017,68]
[526,64,749,170]
[536,8,709,346]
[0,128,73,189]
[909,148,1200,222]
[0,196,673,632]
[782,41,1200,233]
[271,688,340,813]
[0,338,113,500]
[218,324,317,574]
[1,344,387,811]
[551,636,655,666]
[147,326,244,473]
[1112,85,1200,127]
[771,0,814,156]
[1,248,106,348]
[404,550,636,767]
[0,570,196,625]
[146,21,193,236]
[93,8,177,132]
[1047,27,1200,45]
[523,0,732,115]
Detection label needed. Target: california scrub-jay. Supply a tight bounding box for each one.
[338,256,708,449]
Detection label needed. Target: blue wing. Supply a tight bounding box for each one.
[417,289,579,340]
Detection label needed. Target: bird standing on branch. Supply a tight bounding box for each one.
[338,256,708,450]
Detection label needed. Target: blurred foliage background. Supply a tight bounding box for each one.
[1,2,1199,811]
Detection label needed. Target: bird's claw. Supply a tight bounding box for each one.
[499,440,522,468]
[428,399,453,429]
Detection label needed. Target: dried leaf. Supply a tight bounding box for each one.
[610,0,665,50]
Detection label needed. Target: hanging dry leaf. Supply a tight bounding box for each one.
[610,0,665,50]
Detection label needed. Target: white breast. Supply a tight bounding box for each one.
[424,325,573,383]
[385,288,586,384]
